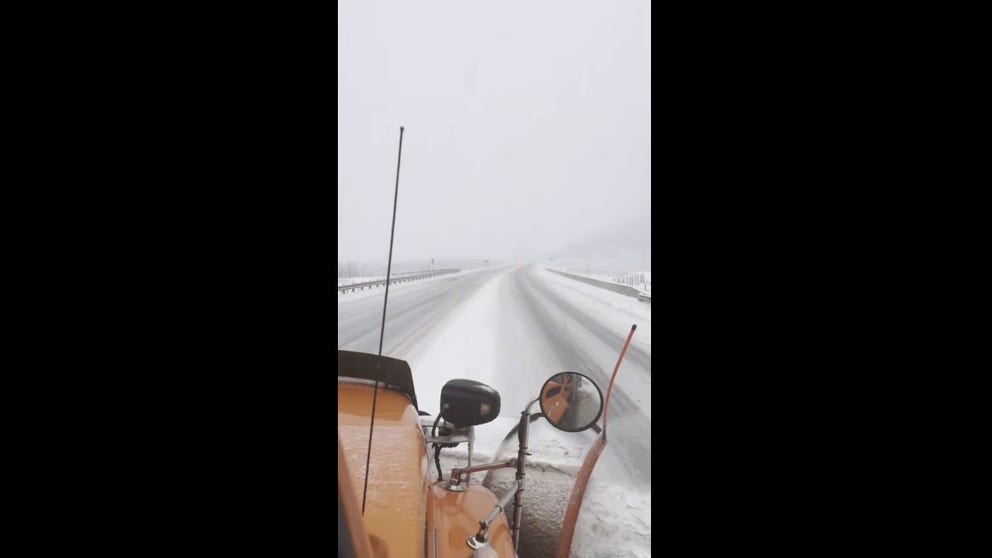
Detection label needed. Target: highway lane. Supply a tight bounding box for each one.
[478,265,652,558]
[503,265,653,486]
[337,267,507,355]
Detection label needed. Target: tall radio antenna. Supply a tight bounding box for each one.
[362,126,405,514]
[377,126,404,358]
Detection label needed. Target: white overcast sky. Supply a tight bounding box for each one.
[338,0,651,265]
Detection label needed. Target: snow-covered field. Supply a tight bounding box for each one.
[338,264,651,557]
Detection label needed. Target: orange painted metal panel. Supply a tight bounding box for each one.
[338,436,374,558]
[339,382,429,558]
[427,482,516,558]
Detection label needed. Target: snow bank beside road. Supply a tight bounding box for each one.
[436,418,651,558]
[571,472,651,558]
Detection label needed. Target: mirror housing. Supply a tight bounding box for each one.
[440,379,501,427]
[539,372,604,432]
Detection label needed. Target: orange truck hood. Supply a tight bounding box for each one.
[339,382,429,558]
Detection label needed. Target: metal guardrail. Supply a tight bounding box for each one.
[337,269,461,293]
[546,268,651,303]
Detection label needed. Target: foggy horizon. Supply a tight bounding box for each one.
[338,0,651,268]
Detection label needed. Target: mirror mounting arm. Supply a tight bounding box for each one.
[470,479,521,548]
[446,459,516,490]
[511,397,540,549]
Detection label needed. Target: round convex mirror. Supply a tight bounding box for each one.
[539,372,604,432]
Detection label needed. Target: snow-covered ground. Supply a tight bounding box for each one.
[435,417,650,558]
[338,264,651,557]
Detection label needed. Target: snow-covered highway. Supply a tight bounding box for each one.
[338,264,652,480]
[337,264,652,557]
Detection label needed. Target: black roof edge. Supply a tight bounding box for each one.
[337,350,419,411]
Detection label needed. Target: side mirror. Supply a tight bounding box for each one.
[539,372,603,432]
[440,379,501,427]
